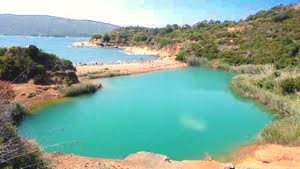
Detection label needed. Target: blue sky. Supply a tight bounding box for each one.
[135,0,300,25]
[1,0,299,27]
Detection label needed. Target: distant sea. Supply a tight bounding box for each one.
[0,35,155,64]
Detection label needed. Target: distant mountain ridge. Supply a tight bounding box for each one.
[0,14,119,37]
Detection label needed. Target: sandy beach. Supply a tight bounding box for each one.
[76,57,187,77]
[75,44,187,77]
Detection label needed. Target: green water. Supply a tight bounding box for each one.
[19,67,273,160]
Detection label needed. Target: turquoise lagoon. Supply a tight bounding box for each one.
[19,67,274,160]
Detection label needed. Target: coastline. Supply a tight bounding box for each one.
[73,41,187,79]
[13,44,300,169]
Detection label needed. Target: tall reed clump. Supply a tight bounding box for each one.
[185,56,275,76]
[231,74,300,145]
[62,83,101,97]
[186,56,210,67]
[261,114,300,145]
[229,64,275,74]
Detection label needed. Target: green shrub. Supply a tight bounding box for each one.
[33,64,47,85]
[62,77,75,86]
[295,76,300,91]
[0,46,77,85]
[176,51,188,61]
[102,34,110,43]
[158,38,172,47]
[133,34,147,42]
[279,78,297,94]
[273,71,281,78]
[273,13,291,22]
[91,34,102,40]
[62,83,100,97]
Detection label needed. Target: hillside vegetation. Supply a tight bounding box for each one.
[90,4,300,145]
[93,4,300,69]
[0,14,119,37]
[0,45,78,85]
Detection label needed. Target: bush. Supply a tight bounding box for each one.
[102,34,110,43]
[62,77,75,86]
[295,76,300,91]
[133,34,147,42]
[62,83,101,97]
[176,49,190,61]
[91,34,102,40]
[256,78,275,90]
[158,38,172,47]
[33,64,47,85]
[279,78,297,94]
[0,46,77,85]
[273,13,291,22]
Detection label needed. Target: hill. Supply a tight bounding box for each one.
[91,4,300,69]
[0,14,119,37]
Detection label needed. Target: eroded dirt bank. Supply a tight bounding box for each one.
[12,80,63,109]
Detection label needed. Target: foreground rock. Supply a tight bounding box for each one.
[45,151,223,169]
[45,144,300,169]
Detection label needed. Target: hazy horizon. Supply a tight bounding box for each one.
[1,0,299,27]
